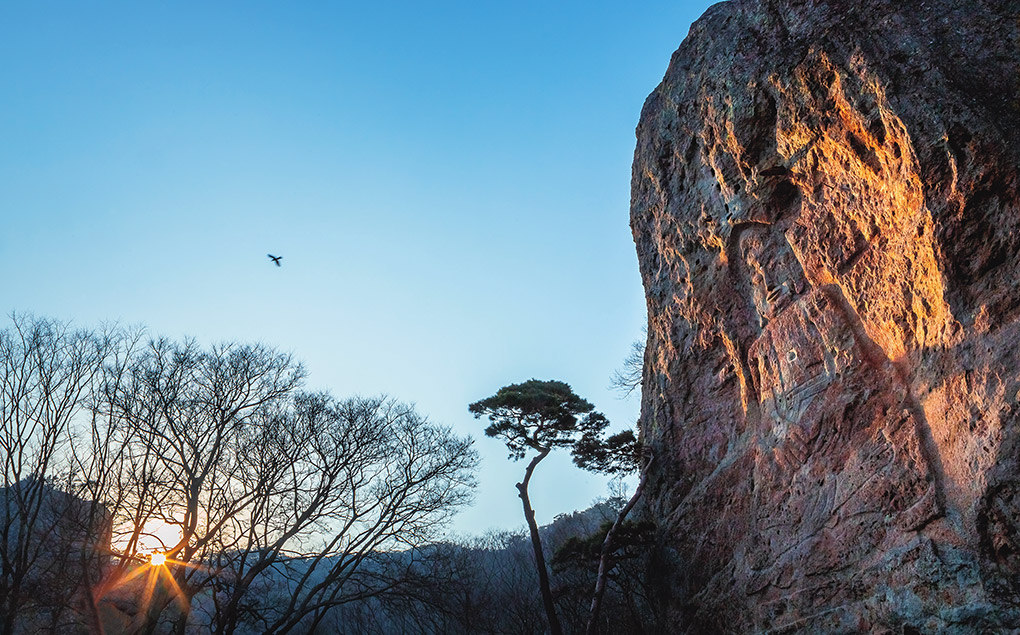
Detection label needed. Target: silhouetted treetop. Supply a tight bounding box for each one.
[468,379,608,460]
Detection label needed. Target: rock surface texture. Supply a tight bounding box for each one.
[631,0,1020,631]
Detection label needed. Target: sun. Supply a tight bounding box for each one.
[149,552,166,566]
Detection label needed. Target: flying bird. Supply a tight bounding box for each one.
[267,254,282,267]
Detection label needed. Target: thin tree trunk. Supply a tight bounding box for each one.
[78,557,106,635]
[1,588,19,635]
[585,455,654,635]
[516,447,562,635]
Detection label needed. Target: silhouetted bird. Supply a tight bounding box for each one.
[267,254,283,267]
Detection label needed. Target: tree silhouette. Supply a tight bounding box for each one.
[0,316,479,634]
[0,315,117,635]
[572,405,649,635]
[94,339,477,634]
[469,379,609,635]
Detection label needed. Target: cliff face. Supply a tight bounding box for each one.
[631,0,1020,631]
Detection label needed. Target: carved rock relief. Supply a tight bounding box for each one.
[631,0,1020,629]
[735,224,941,596]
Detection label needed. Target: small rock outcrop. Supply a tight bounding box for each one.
[631,0,1020,631]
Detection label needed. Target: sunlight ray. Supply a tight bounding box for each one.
[160,569,191,613]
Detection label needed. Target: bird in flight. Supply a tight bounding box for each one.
[267,254,283,267]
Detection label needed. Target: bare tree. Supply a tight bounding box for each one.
[86,336,475,634]
[0,319,479,633]
[358,529,546,635]
[0,315,115,634]
[93,337,303,633]
[209,395,477,635]
[608,329,647,399]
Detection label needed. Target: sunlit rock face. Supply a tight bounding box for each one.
[631,0,1020,631]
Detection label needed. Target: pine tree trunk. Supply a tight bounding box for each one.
[516,447,562,635]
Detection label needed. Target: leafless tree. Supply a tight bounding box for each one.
[361,530,545,635]
[608,330,646,399]
[207,395,477,635]
[0,315,116,634]
[85,336,475,635]
[91,337,302,633]
[0,318,479,634]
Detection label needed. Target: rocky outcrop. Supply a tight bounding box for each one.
[631,0,1020,631]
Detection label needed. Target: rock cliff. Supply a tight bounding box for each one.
[631,0,1020,631]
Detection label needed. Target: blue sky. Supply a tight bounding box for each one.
[0,1,714,535]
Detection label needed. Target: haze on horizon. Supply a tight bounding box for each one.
[0,1,715,536]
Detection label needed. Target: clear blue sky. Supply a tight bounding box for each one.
[0,1,714,535]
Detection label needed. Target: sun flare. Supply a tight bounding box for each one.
[149,552,166,566]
